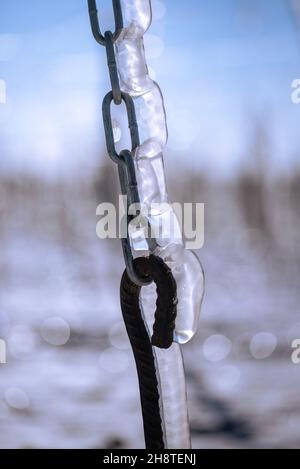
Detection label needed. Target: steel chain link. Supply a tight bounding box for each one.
[88,0,152,286]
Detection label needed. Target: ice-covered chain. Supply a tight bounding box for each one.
[90,0,204,344]
[88,0,205,449]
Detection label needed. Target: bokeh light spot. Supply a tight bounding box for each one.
[203,335,232,362]
[4,387,30,411]
[152,1,167,21]
[109,322,130,351]
[209,365,241,394]
[40,317,71,346]
[250,332,277,360]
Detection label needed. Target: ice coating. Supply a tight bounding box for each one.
[116,37,153,94]
[141,290,191,448]
[134,86,167,149]
[117,1,152,94]
[172,250,205,344]
[120,0,152,37]
[116,0,204,343]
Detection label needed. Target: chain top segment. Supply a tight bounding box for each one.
[87,0,123,46]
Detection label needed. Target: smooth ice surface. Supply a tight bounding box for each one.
[135,150,168,206]
[142,247,205,344]
[115,0,204,344]
[134,85,167,148]
[141,288,191,448]
[172,250,205,344]
[120,0,152,37]
[116,38,153,95]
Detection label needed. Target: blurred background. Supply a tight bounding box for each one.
[0,0,300,449]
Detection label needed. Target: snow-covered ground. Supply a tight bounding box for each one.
[0,176,299,449]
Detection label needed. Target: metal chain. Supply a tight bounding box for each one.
[88,0,151,286]
[88,0,194,449]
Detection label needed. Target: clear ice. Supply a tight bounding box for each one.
[116,0,204,343]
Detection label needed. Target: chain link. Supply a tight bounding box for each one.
[104,31,122,105]
[102,91,140,163]
[87,0,123,46]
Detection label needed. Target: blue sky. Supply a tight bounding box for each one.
[0,0,299,177]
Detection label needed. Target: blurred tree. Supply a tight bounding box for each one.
[237,118,272,240]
